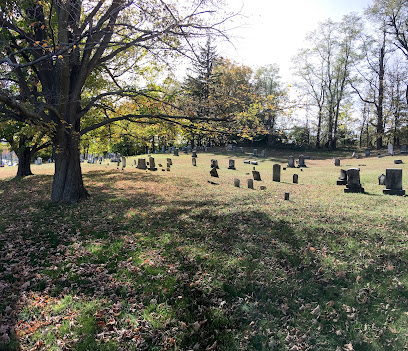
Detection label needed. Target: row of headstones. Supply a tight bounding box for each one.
[34,157,54,165]
[135,157,173,171]
[351,144,408,159]
[337,168,405,195]
[334,158,404,166]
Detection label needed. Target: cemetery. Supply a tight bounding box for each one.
[1,148,407,350]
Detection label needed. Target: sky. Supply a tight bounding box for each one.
[217,0,373,83]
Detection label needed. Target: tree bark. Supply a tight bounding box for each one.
[51,125,89,203]
[16,147,33,177]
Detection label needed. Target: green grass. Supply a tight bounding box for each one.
[1,148,408,350]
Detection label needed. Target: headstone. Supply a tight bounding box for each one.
[227,144,233,151]
[210,167,219,178]
[250,161,258,165]
[284,192,290,200]
[167,158,172,166]
[174,148,179,156]
[136,158,147,170]
[244,160,251,164]
[260,150,265,158]
[298,155,306,167]
[394,160,403,164]
[122,156,126,169]
[383,168,405,195]
[344,168,364,193]
[273,164,281,182]
[161,146,165,153]
[234,178,240,187]
[252,170,261,181]
[253,149,258,157]
[365,148,371,157]
[401,145,407,154]
[334,158,340,166]
[337,169,347,185]
[148,157,157,171]
[228,159,236,170]
[378,174,386,185]
[192,158,197,166]
[247,179,254,189]
[192,150,197,158]
[211,159,219,169]
[287,156,295,168]
[356,154,363,159]
[293,174,298,184]
[388,143,394,155]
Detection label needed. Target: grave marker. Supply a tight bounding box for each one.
[334,158,340,166]
[273,164,281,182]
[228,159,236,170]
[378,174,386,185]
[344,168,364,193]
[337,169,347,185]
[248,179,254,189]
[234,178,240,187]
[252,170,261,181]
[298,155,307,167]
[136,158,147,170]
[210,168,219,177]
[211,159,219,169]
[148,157,157,171]
[383,168,405,195]
[293,174,298,184]
[192,158,197,166]
[287,156,295,168]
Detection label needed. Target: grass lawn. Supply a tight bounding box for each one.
[1,148,408,350]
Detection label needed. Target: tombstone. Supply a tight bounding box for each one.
[122,156,127,169]
[247,179,254,189]
[174,148,179,156]
[192,150,197,158]
[36,157,42,165]
[228,159,236,170]
[250,161,258,165]
[252,170,261,181]
[211,159,219,169]
[136,158,147,170]
[187,145,192,152]
[161,146,165,153]
[167,147,171,154]
[394,159,403,164]
[234,178,240,187]
[388,143,394,155]
[365,148,371,157]
[401,145,407,154]
[253,149,258,157]
[334,158,340,166]
[298,155,306,167]
[167,158,173,166]
[273,164,281,182]
[166,167,170,171]
[337,169,348,185]
[210,167,219,178]
[356,154,363,159]
[260,150,265,158]
[134,160,137,166]
[244,160,251,164]
[287,156,295,168]
[383,169,405,195]
[148,157,157,171]
[147,149,151,155]
[227,144,233,151]
[378,174,386,185]
[293,174,298,184]
[192,158,197,166]
[183,147,188,154]
[344,168,364,193]
[284,192,290,200]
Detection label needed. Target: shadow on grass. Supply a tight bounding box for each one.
[0,170,407,350]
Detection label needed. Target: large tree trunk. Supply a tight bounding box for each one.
[16,147,33,177]
[51,125,89,203]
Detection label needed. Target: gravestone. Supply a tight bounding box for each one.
[337,169,347,185]
[137,158,147,170]
[228,159,236,170]
[293,174,298,184]
[388,143,394,155]
[401,145,407,154]
[334,158,340,166]
[167,158,173,166]
[383,169,405,195]
[122,157,126,169]
[298,155,306,167]
[260,150,265,158]
[273,164,281,182]
[284,192,290,200]
[227,144,233,151]
[251,161,258,165]
[210,167,219,177]
[174,148,179,156]
[356,154,363,159]
[36,157,42,165]
[365,148,371,157]
[192,150,197,158]
[378,174,386,185]
[287,156,295,168]
[252,170,261,181]
[148,157,157,171]
[253,149,258,157]
[244,160,251,164]
[211,159,219,169]
[248,179,254,189]
[192,158,197,166]
[394,159,403,164]
[344,168,364,193]
[161,146,165,153]
[234,178,240,187]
